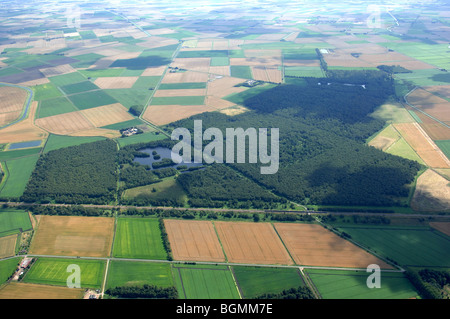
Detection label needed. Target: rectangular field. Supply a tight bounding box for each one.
[0,282,85,299]
[0,258,20,285]
[232,266,305,299]
[173,264,240,299]
[0,155,40,199]
[0,209,32,236]
[336,226,450,267]
[80,103,135,128]
[394,123,450,168]
[163,219,225,262]
[0,235,17,258]
[23,257,106,289]
[112,218,167,260]
[106,261,174,290]
[214,221,293,265]
[29,215,115,257]
[305,269,418,299]
[274,223,393,269]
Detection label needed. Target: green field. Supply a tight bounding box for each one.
[43,134,106,153]
[70,53,105,69]
[150,96,205,106]
[230,65,253,79]
[369,103,415,124]
[0,209,32,236]
[158,82,207,90]
[0,258,19,285]
[60,81,100,95]
[79,69,125,78]
[117,132,167,147]
[33,83,63,101]
[0,155,40,198]
[132,76,161,89]
[101,119,145,130]
[79,30,97,40]
[306,269,419,299]
[49,72,87,87]
[336,226,450,267]
[123,177,187,205]
[0,148,41,161]
[23,258,106,289]
[284,66,325,77]
[113,218,167,260]
[173,265,240,299]
[232,266,305,298]
[68,90,118,110]
[37,97,78,118]
[106,261,174,289]
[210,57,230,66]
[177,50,228,58]
[104,88,152,109]
[395,69,450,87]
[435,140,450,160]
[387,138,425,165]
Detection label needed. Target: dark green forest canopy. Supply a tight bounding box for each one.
[21,140,118,204]
[171,70,422,207]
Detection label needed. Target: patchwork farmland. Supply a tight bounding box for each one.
[0,0,449,303]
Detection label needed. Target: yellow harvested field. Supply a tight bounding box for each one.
[171,58,211,72]
[143,104,214,126]
[274,223,394,269]
[18,77,50,87]
[36,111,94,135]
[266,67,282,83]
[29,215,115,257]
[162,70,209,83]
[244,49,281,58]
[219,105,249,116]
[0,234,17,258]
[205,95,236,110]
[0,102,48,144]
[141,65,167,76]
[209,66,230,76]
[153,88,206,97]
[138,37,179,49]
[164,219,225,262]
[251,66,269,82]
[39,65,76,77]
[68,128,121,138]
[283,60,320,67]
[407,88,448,105]
[0,111,21,127]
[429,222,450,236]
[230,57,282,67]
[80,103,134,127]
[369,135,397,151]
[411,169,450,212]
[214,221,293,265]
[324,53,375,67]
[0,283,84,299]
[0,86,27,113]
[196,41,213,49]
[207,76,247,98]
[394,123,450,168]
[94,77,139,89]
[424,85,450,99]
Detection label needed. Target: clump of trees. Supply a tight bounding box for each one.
[21,140,118,205]
[106,285,178,299]
[255,286,315,299]
[159,218,173,261]
[405,268,450,299]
